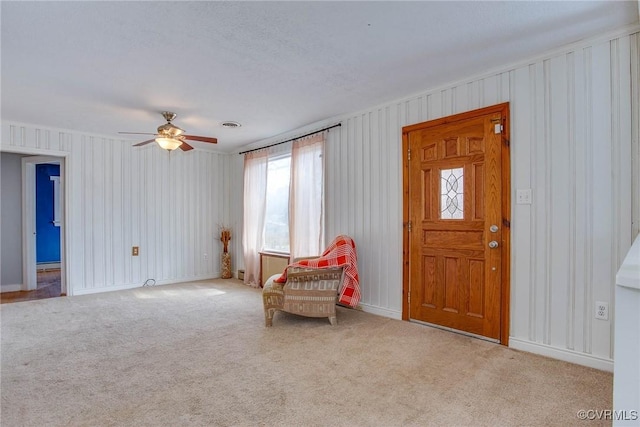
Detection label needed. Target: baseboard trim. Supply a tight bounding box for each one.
[509,337,614,372]
[359,303,402,320]
[71,274,220,296]
[352,305,614,372]
[1,284,23,293]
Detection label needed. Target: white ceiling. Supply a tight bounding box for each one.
[2,1,638,153]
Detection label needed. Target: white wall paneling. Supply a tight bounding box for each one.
[229,153,244,278]
[232,27,640,370]
[1,124,231,295]
[632,32,640,241]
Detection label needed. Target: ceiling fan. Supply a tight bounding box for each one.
[119,111,218,151]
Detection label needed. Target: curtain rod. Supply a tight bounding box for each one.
[238,123,341,155]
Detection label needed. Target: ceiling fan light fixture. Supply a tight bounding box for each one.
[155,137,182,151]
[122,112,218,150]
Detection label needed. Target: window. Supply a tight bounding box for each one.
[50,175,61,227]
[243,132,325,286]
[263,155,291,252]
[440,167,464,220]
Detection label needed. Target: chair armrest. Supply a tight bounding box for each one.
[286,266,344,279]
[293,256,318,263]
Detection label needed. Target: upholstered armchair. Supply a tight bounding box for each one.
[262,264,345,326]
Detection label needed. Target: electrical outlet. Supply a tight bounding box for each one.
[595,301,609,320]
[132,246,139,256]
[516,189,532,205]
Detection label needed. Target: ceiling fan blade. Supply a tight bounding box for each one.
[179,141,194,151]
[119,132,156,136]
[133,139,156,147]
[182,134,217,144]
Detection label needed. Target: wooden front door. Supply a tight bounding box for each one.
[402,103,510,343]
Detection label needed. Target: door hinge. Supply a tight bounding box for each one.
[407,220,412,232]
[408,291,411,305]
[407,148,411,161]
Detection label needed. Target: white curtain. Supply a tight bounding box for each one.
[242,150,268,287]
[289,132,325,259]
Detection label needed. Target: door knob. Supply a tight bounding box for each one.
[490,225,499,233]
[488,240,499,249]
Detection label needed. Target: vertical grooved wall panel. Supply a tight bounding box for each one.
[1,125,230,292]
[633,33,640,239]
[261,30,639,364]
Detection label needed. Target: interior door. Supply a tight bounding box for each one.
[22,155,66,296]
[403,104,509,342]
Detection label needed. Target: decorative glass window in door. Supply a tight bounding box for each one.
[440,168,464,219]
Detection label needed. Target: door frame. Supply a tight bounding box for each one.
[21,154,68,295]
[401,102,511,345]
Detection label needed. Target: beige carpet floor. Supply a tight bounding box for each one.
[1,279,611,426]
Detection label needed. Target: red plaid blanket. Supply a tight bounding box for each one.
[274,235,360,307]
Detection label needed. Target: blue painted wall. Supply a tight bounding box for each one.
[36,164,60,263]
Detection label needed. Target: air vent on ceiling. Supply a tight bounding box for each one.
[221,121,241,128]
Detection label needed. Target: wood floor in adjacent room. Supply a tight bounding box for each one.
[0,269,63,304]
